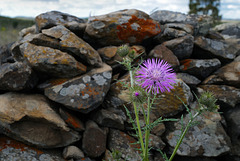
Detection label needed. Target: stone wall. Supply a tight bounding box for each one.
[0,9,240,161]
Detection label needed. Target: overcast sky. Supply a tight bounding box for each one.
[0,0,240,19]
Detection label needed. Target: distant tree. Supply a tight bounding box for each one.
[189,0,222,24]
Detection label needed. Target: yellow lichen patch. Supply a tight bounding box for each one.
[153,82,187,117]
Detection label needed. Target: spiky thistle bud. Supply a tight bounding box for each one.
[199,91,219,112]
[129,85,147,104]
[116,44,130,57]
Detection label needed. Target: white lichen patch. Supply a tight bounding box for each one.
[83,75,91,83]
[60,84,86,96]
[92,74,107,86]
[82,94,89,99]
[103,71,112,79]
[70,99,74,103]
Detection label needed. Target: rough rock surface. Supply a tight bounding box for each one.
[42,25,102,67]
[0,92,80,148]
[194,36,237,63]
[148,44,180,68]
[163,34,194,60]
[19,42,87,78]
[177,73,201,86]
[224,105,240,156]
[0,135,65,161]
[63,145,84,160]
[45,63,112,113]
[91,108,125,130]
[108,129,141,161]
[202,60,240,88]
[84,9,161,46]
[180,58,221,79]
[152,79,193,117]
[0,62,37,91]
[35,10,85,32]
[82,120,106,158]
[150,10,213,35]
[166,108,231,157]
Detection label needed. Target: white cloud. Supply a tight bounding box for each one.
[0,0,239,19]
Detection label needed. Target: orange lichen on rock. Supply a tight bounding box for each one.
[180,59,192,71]
[0,136,43,155]
[117,15,161,43]
[64,112,83,129]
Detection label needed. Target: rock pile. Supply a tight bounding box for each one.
[0,9,240,161]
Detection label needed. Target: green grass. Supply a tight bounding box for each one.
[0,16,35,46]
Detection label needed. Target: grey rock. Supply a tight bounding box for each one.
[166,108,231,157]
[0,136,65,161]
[194,36,238,63]
[82,120,107,158]
[165,23,194,35]
[0,43,14,65]
[44,63,112,113]
[108,129,142,161]
[151,123,166,137]
[180,58,221,79]
[148,134,165,150]
[0,62,37,91]
[148,44,180,68]
[35,11,85,32]
[150,10,213,35]
[203,59,240,88]
[42,25,102,67]
[63,145,84,160]
[0,92,81,148]
[91,108,125,130]
[154,27,188,43]
[177,73,201,86]
[163,34,194,60]
[225,105,240,156]
[213,22,240,39]
[18,25,36,38]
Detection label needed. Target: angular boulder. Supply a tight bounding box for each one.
[42,25,102,67]
[180,58,221,79]
[163,34,194,60]
[0,92,80,148]
[19,42,87,78]
[194,36,237,63]
[203,60,240,88]
[44,63,112,113]
[84,9,161,46]
[150,10,213,36]
[35,11,85,32]
[82,120,107,158]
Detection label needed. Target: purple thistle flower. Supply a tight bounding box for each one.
[134,92,140,97]
[135,58,176,94]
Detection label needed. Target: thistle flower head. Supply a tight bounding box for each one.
[116,44,130,57]
[130,85,147,104]
[135,58,176,94]
[199,91,219,112]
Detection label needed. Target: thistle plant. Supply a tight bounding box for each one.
[116,44,219,161]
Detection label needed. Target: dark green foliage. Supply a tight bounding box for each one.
[189,0,222,24]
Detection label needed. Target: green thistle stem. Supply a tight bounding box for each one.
[130,70,145,155]
[143,95,151,161]
[168,112,200,161]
